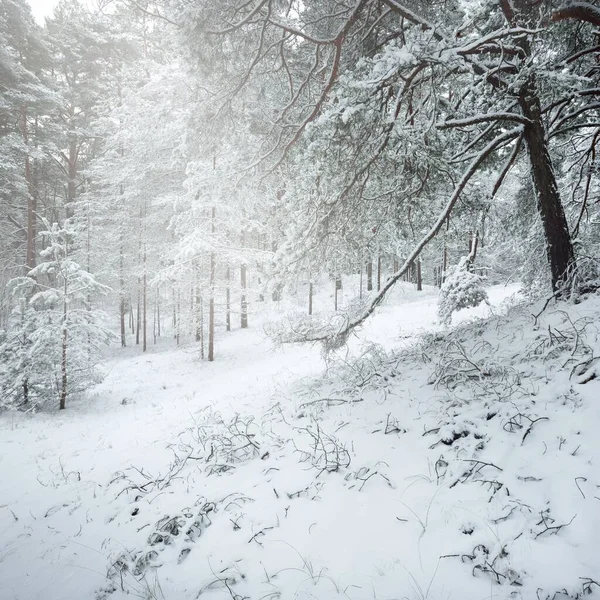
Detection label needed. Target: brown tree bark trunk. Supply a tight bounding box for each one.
[157,285,161,338]
[208,207,216,361]
[60,275,68,410]
[135,288,140,346]
[119,241,126,347]
[518,80,575,291]
[225,263,231,332]
[142,270,147,352]
[241,231,248,329]
[502,2,576,292]
[66,139,77,220]
[176,289,181,346]
[21,106,36,271]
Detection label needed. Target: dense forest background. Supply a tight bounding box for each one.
[1,0,600,410]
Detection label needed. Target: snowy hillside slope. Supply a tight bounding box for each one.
[1,285,599,600]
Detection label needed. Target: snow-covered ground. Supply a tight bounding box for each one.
[2,283,600,600]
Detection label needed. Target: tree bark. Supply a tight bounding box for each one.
[501,1,577,292]
[240,232,248,329]
[518,79,575,291]
[225,262,231,332]
[208,207,216,361]
[21,106,36,271]
[60,270,68,410]
[119,241,126,347]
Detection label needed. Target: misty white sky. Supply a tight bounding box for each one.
[27,0,59,23]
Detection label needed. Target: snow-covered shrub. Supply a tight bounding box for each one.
[438,256,488,325]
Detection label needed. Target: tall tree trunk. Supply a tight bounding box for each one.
[308,280,313,315]
[172,287,176,337]
[225,262,231,332]
[359,261,363,298]
[208,207,216,361]
[199,294,204,359]
[195,261,202,342]
[21,106,36,271]
[501,1,576,292]
[142,270,147,352]
[336,276,343,311]
[153,289,157,345]
[240,231,248,329]
[177,289,181,346]
[60,272,68,410]
[366,260,373,291]
[129,296,135,333]
[119,239,126,347]
[518,79,575,291]
[135,287,141,346]
[66,138,77,220]
[157,285,161,339]
[377,255,382,291]
[142,200,147,352]
[416,258,422,291]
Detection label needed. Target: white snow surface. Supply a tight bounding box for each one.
[2,282,600,600]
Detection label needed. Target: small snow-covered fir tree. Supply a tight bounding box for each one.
[438,256,488,326]
[0,221,113,410]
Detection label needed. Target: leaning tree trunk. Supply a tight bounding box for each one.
[519,77,575,292]
[500,1,577,292]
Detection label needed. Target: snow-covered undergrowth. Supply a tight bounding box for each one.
[1,284,599,600]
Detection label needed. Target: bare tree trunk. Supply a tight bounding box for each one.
[469,231,479,263]
[226,262,231,332]
[308,279,313,315]
[172,287,177,338]
[501,2,576,292]
[377,255,382,291]
[334,276,342,311]
[129,297,134,333]
[366,261,373,291]
[359,262,363,298]
[119,240,126,347]
[66,138,77,220]
[157,285,161,338]
[135,287,141,346]
[442,246,448,283]
[195,262,202,342]
[519,81,575,291]
[60,272,68,410]
[142,270,147,352]
[199,294,204,359]
[208,207,216,361]
[417,258,422,291]
[241,232,248,329]
[21,106,36,271]
[176,288,181,346]
[153,289,157,345]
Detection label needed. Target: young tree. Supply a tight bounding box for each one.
[1,220,112,410]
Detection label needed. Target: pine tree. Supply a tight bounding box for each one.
[0,220,112,410]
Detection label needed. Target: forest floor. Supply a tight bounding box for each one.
[1,282,600,600]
